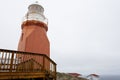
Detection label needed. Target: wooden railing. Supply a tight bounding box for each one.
[0,49,56,80]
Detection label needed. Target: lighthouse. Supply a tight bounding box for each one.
[0,2,56,80]
[18,2,49,57]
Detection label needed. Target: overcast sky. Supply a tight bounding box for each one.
[0,0,120,75]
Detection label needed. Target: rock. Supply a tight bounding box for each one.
[57,72,88,80]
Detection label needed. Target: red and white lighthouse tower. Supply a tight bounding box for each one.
[18,2,49,57]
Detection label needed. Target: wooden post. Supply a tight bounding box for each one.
[0,51,4,70]
[10,52,14,72]
[42,56,45,72]
[53,63,57,80]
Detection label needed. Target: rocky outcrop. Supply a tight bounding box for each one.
[57,72,88,80]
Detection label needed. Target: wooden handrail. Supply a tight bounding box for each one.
[0,49,56,80]
[0,49,56,65]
